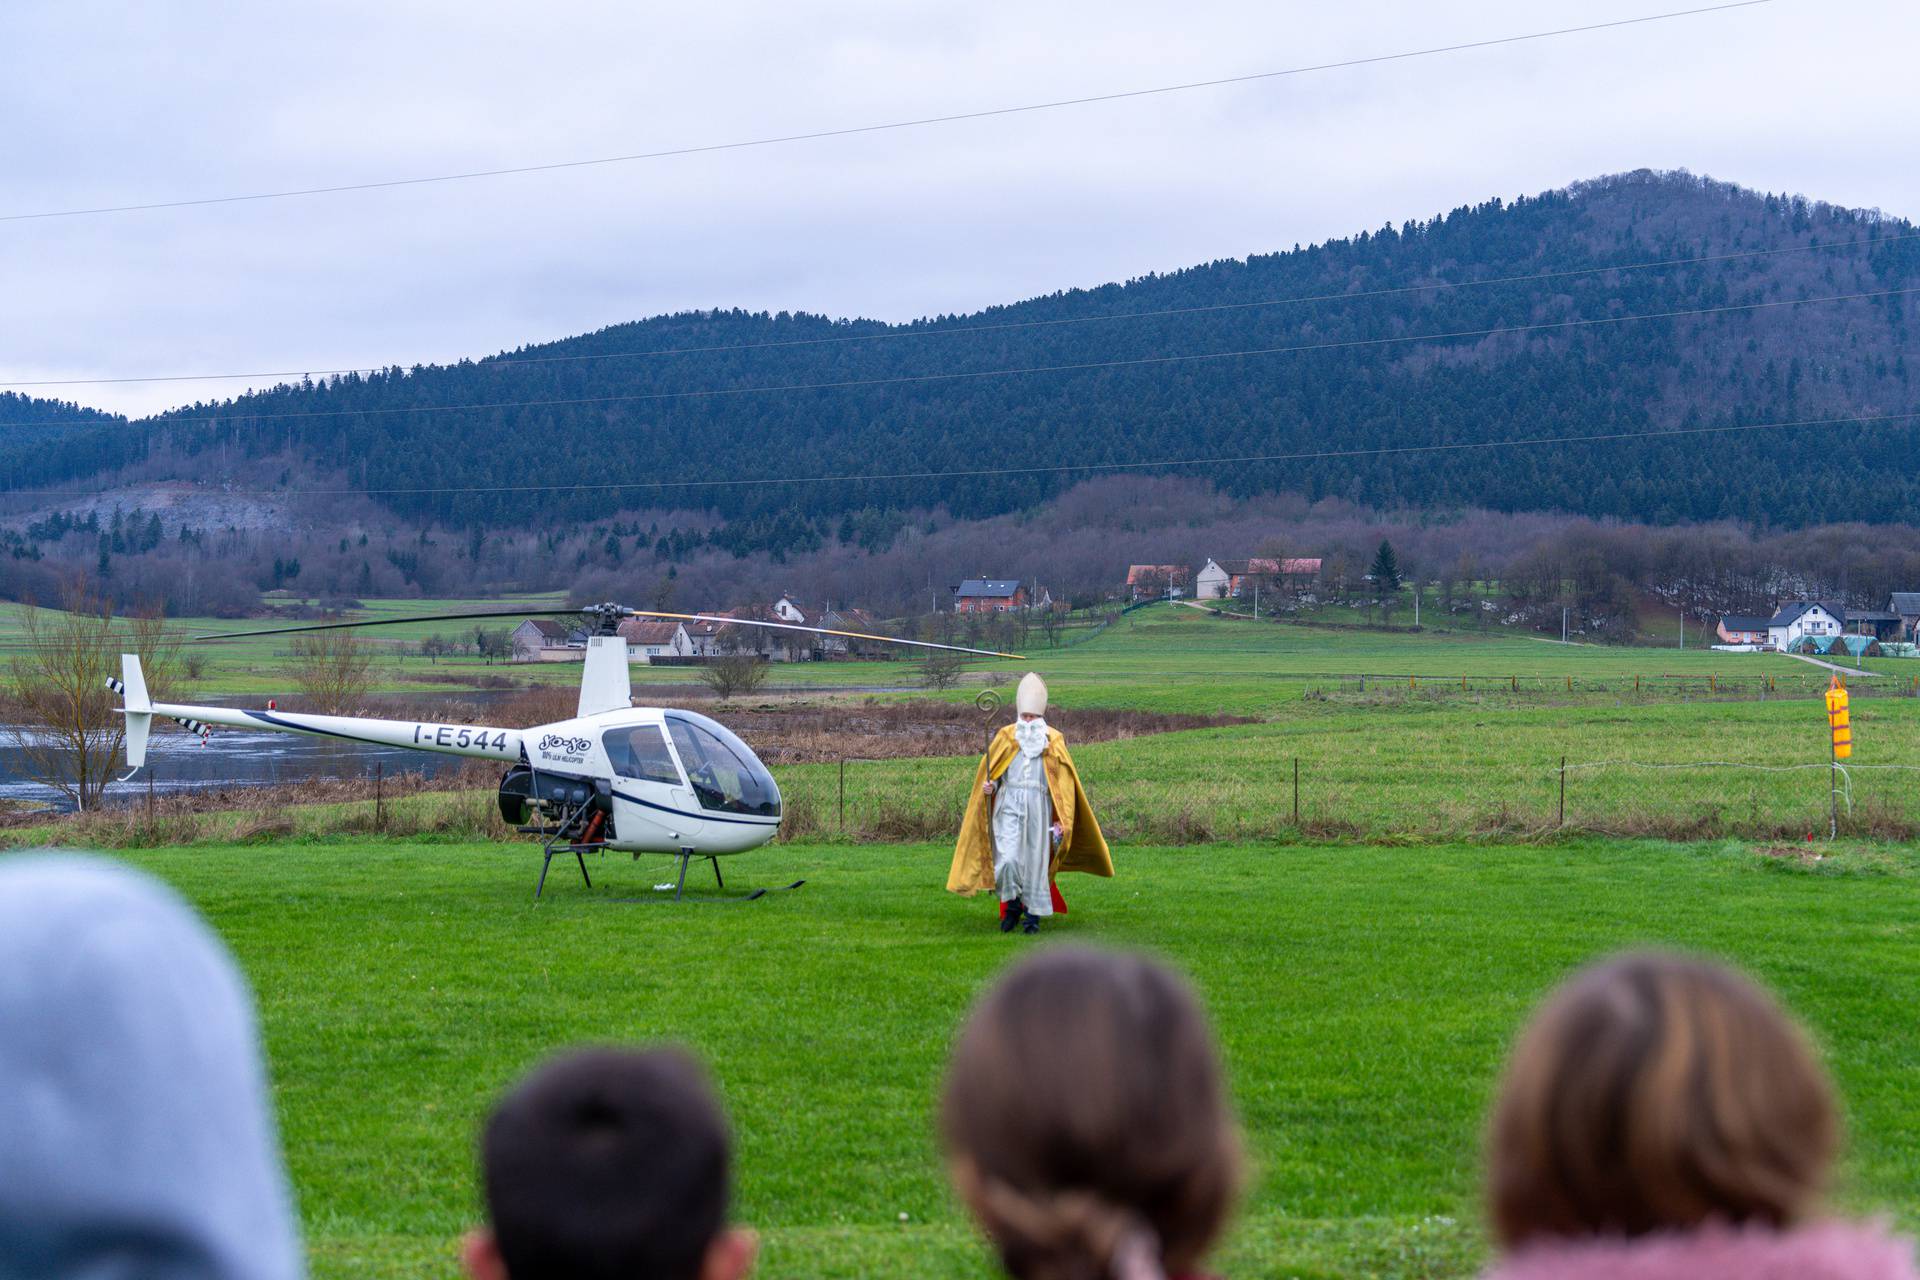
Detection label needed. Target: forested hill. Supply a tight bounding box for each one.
[0,394,127,489]
[14,170,1920,538]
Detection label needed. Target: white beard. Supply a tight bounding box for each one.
[1014,717,1049,759]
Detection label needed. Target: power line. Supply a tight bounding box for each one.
[0,1,1774,224]
[2,408,1912,502]
[6,221,1910,392]
[0,282,1908,431]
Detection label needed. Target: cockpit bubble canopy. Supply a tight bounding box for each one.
[664,711,781,818]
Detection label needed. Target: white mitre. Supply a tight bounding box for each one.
[1016,671,1048,717]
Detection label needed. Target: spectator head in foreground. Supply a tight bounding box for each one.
[465,1047,755,1280]
[941,947,1243,1280]
[0,852,303,1280]
[1485,949,1916,1280]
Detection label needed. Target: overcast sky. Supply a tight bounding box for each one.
[2,0,1914,418]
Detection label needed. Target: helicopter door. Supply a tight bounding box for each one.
[602,724,704,848]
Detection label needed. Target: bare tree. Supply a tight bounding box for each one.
[290,630,375,713]
[700,651,768,701]
[919,648,967,690]
[6,584,185,811]
[1039,602,1065,647]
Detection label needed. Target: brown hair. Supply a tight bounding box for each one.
[1487,951,1838,1247]
[940,947,1243,1280]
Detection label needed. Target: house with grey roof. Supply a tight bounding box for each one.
[1716,614,1772,645]
[1765,601,1846,652]
[952,579,1028,614]
[1891,592,1920,641]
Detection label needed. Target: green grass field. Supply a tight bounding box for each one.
[10,598,1920,1276]
[55,836,1920,1280]
[11,594,1907,703]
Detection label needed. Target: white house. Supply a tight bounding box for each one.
[615,618,691,663]
[1194,559,1230,600]
[683,617,729,658]
[1766,601,1845,651]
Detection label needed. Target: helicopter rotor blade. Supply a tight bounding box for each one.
[192,608,570,641]
[194,604,1024,660]
[619,610,1022,661]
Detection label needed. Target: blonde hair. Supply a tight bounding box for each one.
[1487,951,1838,1246]
[941,948,1243,1280]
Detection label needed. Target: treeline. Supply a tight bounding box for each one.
[9,473,1920,634]
[9,171,1919,549]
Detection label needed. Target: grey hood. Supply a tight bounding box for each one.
[0,854,302,1280]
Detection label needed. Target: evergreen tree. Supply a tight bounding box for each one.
[1370,540,1402,598]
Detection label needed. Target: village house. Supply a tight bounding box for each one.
[1715,614,1771,646]
[1893,592,1920,641]
[766,596,887,657]
[952,579,1028,614]
[1125,565,1190,602]
[772,595,815,625]
[682,616,729,659]
[1194,559,1230,600]
[1765,601,1846,651]
[711,606,811,662]
[820,606,886,657]
[1195,557,1322,600]
[614,618,691,663]
[510,618,588,662]
[1849,608,1905,642]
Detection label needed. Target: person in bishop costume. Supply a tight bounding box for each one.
[948,672,1112,934]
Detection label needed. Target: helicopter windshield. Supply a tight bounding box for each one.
[602,725,683,787]
[664,712,781,817]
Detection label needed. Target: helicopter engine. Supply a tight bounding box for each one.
[497,765,613,837]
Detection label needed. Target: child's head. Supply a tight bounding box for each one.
[465,1047,754,1280]
[941,947,1242,1280]
[1488,951,1838,1247]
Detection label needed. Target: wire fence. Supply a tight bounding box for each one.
[1301,671,1920,701]
[772,753,1920,845]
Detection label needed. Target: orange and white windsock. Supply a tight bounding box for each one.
[1825,677,1852,760]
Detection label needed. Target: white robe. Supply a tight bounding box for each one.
[992,721,1055,915]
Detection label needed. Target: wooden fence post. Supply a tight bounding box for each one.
[1558,756,1566,828]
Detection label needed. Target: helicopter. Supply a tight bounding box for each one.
[110,602,1018,900]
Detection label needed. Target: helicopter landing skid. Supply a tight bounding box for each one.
[533,799,604,901]
[669,846,724,901]
[620,847,805,906]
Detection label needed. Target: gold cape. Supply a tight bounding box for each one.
[946,724,1113,895]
